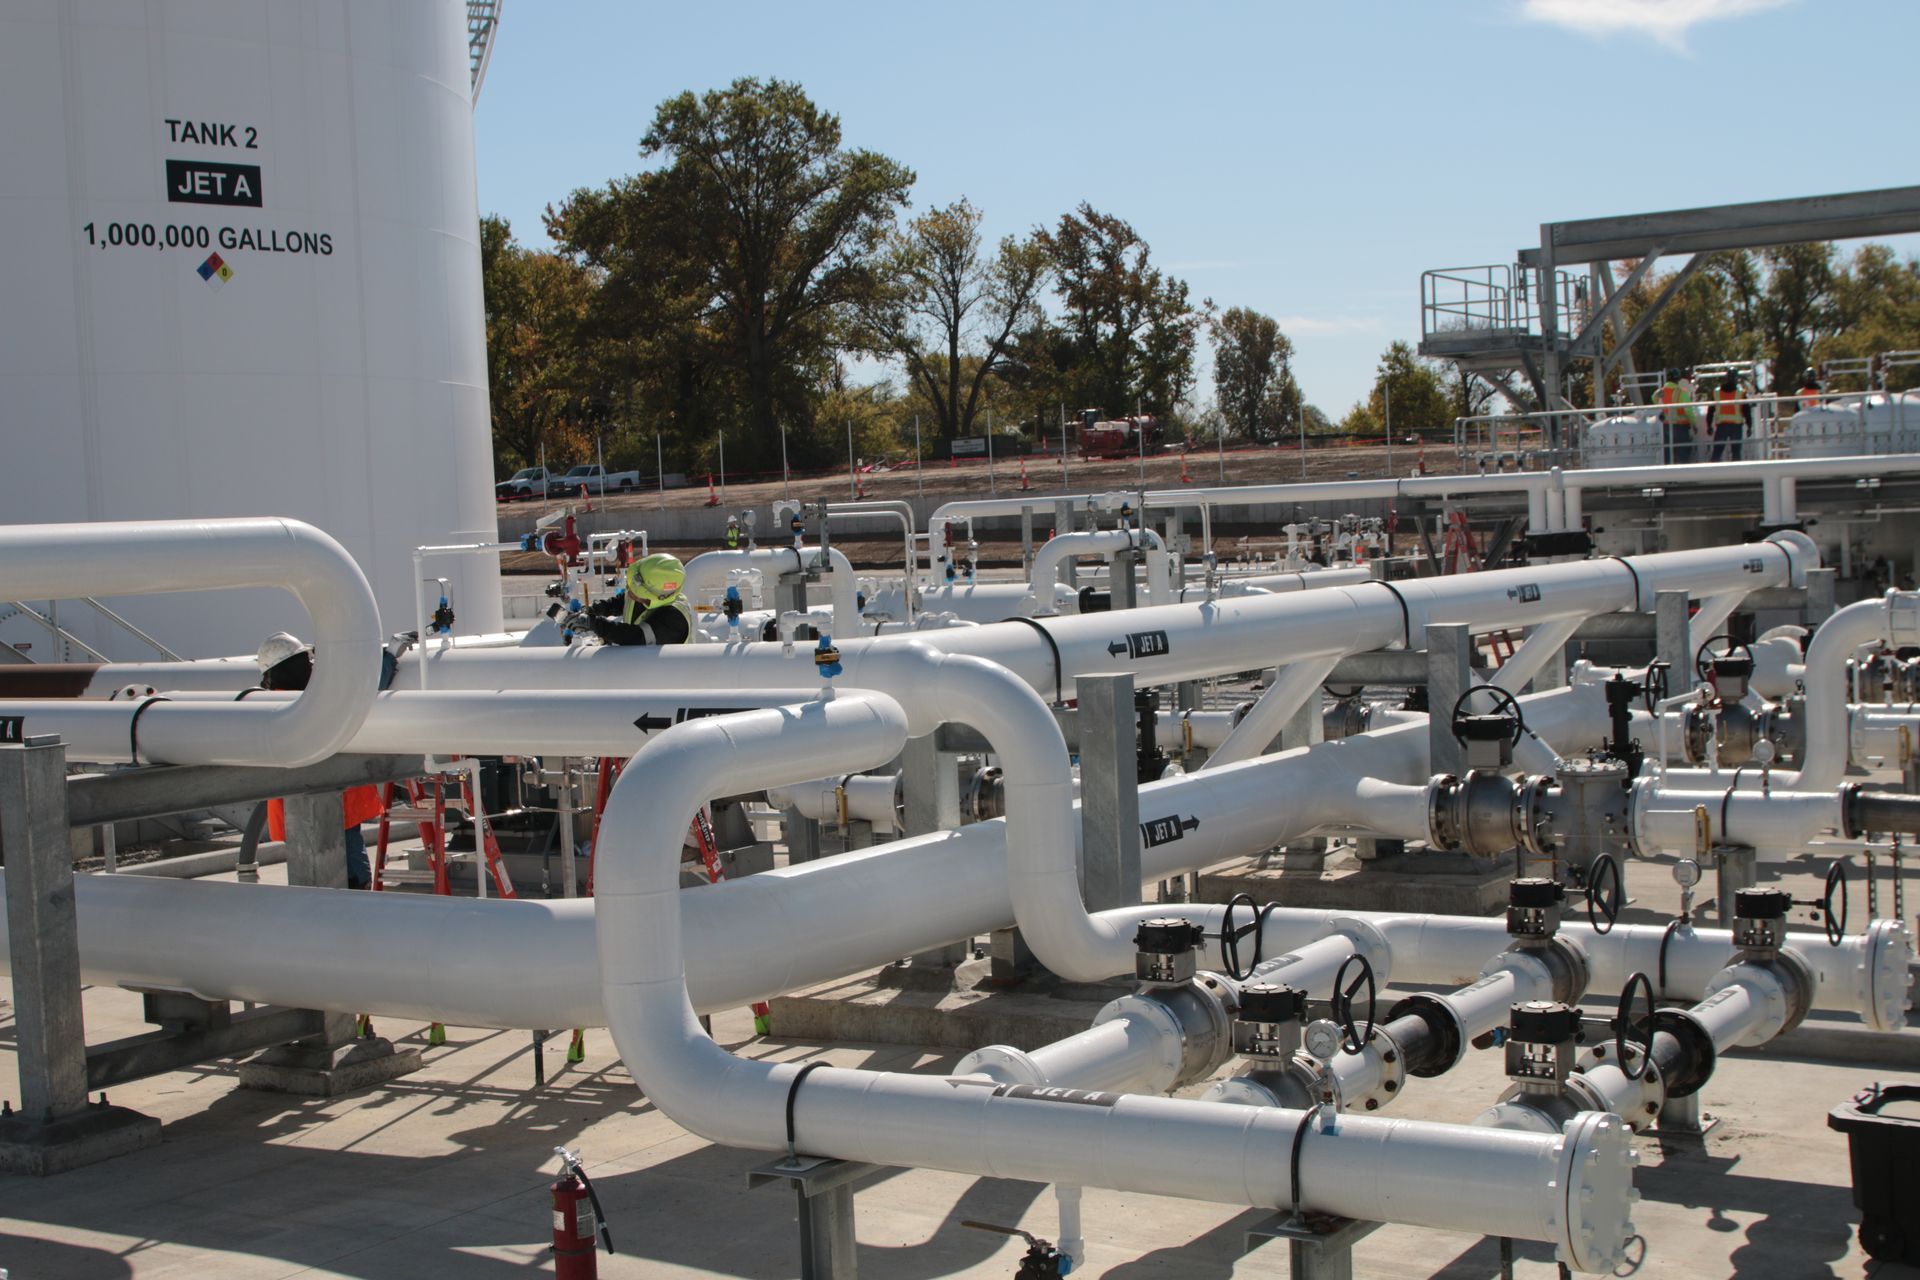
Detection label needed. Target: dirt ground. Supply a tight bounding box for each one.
[500,441,1439,516]
[499,441,1433,574]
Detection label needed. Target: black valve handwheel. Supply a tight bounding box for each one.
[1642,660,1672,713]
[1694,635,1757,684]
[1615,971,1656,1083]
[1450,683,1527,745]
[1820,859,1848,947]
[1332,952,1378,1054]
[1587,852,1624,936]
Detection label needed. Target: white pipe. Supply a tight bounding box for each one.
[30,539,1818,710]
[1027,531,1140,609]
[1204,654,1342,769]
[0,690,1592,1027]
[1687,590,1751,660]
[765,773,902,833]
[1657,592,1920,791]
[1632,784,1841,856]
[1490,615,1584,694]
[0,688,830,765]
[0,518,380,767]
[592,695,1637,1270]
[826,502,915,624]
[681,545,859,636]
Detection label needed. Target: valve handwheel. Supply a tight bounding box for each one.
[1218,892,1264,981]
[1332,952,1378,1054]
[1693,634,1757,685]
[1818,859,1848,947]
[1450,684,1527,745]
[1586,852,1624,936]
[1615,971,1656,1083]
[1642,660,1671,714]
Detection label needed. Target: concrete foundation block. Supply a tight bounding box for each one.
[1198,851,1512,916]
[0,1103,162,1176]
[236,1037,423,1098]
[770,958,1125,1054]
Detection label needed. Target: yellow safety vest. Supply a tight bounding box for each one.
[1658,383,1691,426]
[1714,389,1742,424]
[624,593,695,640]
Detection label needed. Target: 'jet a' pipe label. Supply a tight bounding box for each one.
[1140,814,1201,847]
[0,716,21,745]
[1106,629,1171,660]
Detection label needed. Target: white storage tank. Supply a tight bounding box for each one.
[0,0,501,660]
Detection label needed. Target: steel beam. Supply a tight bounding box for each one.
[68,753,425,827]
[1078,674,1141,913]
[2,736,88,1122]
[1520,185,1920,267]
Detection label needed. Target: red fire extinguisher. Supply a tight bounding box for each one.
[550,1145,613,1278]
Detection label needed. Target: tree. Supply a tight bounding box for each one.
[547,78,913,467]
[864,199,1049,442]
[1366,341,1451,436]
[1817,245,1920,389]
[1212,307,1299,441]
[480,215,604,474]
[1042,205,1202,419]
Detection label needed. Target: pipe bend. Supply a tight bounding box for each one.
[0,517,381,767]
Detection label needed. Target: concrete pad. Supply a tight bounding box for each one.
[0,1102,161,1176]
[235,1038,423,1098]
[1199,849,1514,915]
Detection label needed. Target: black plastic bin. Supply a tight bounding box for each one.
[1828,1082,1920,1263]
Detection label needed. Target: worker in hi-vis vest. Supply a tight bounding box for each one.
[585,553,695,645]
[1707,372,1750,463]
[1657,368,1698,464]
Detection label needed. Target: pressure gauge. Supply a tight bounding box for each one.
[1304,1019,1344,1062]
[1672,858,1703,889]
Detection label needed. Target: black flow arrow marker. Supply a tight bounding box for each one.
[1107,641,1128,657]
[633,712,673,732]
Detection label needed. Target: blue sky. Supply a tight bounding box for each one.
[474,0,1918,417]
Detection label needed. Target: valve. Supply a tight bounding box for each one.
[1451,685,1525,771]
[1505,1000,1583,1089]
[813,635,843,680]
[1134,917,1206,985]
[1601,672,1647,778]
[1231,982,1308,1060]
[1730,886,1792,957]
[961,1220,1068,1278]
[1695,635,1757,702]
[1506,877,1566,940]
[1611,973,1656,1084]
[723,584,743,630]
[429,593,455,636]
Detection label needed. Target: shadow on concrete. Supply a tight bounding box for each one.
[1099,1207,1272,1278]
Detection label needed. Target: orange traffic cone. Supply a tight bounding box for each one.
[949,453,958,469]
[1416,444,1427,476]
[703,473,719,507]
[855,469,868,499]
[1019,454,1030,491]
[579,484,593,512]
[1180,449,1192,484]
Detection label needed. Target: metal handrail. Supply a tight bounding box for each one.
[80,596,182,660]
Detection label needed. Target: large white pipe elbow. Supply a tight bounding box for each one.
[0,517,380,766]
[682,545,860,636]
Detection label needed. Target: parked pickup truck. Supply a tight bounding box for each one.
[495,467,552,502]
[548,464,640,496]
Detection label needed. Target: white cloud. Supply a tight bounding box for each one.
[1519,0,1793,51]
[1277,314,1382,335]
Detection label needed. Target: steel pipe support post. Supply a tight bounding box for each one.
[1427,624,1474,778]
[1078,674,1143,914]
[0,735,161,1174]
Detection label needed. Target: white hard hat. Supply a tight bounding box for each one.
[256,632,306,670]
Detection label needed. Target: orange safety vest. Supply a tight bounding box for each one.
[267,784,385,842]
[1799,386,1820,410]
[1714,389,1742,424]
[1658,383,1691,426]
